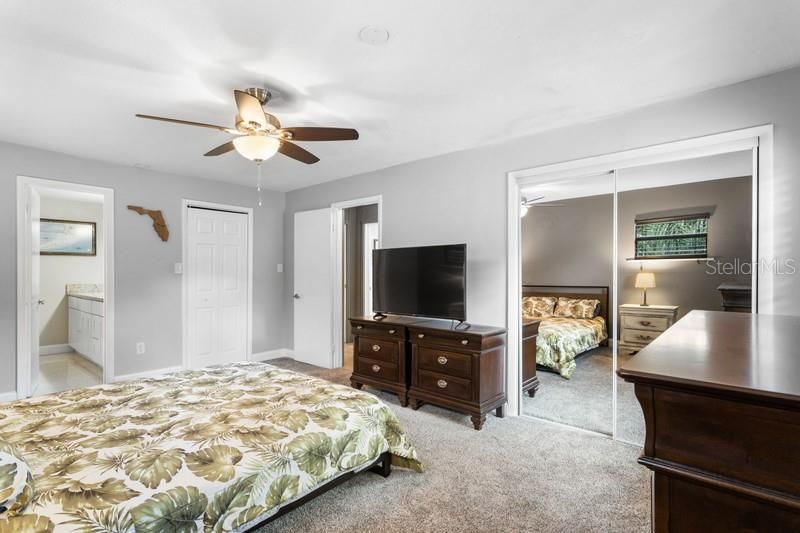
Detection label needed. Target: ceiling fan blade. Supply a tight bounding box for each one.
[234,90,267,129]
[281,127,359,141]
[136,114,236,133]
[204,141,236,157]
[278,141,320,164]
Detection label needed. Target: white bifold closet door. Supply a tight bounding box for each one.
[187,207,248,369]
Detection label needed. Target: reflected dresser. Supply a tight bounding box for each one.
[618,304,679,356]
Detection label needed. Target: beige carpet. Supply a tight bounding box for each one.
[257,358,651,533]
[521,348,646,445]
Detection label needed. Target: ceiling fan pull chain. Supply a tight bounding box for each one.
[256,161,263,207]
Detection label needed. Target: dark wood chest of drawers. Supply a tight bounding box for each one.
[407,321,507,430]
[350,316,507,429]
[349,315,423,406]
[521,319,540,398]
[619,311,800,532]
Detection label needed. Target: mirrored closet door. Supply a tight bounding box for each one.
[613,150,756,445]
[519,172,615,436]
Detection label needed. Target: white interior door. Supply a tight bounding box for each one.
[30,187,41,395]
[363,222,379,314]
[187,207,248,369]
[293,208,333,368]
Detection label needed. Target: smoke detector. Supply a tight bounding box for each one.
[359,25,390,45]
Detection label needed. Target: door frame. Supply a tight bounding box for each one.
[331,195,382,368]
[16,175,115,398]
[181,199,254,370]
[363,222,380,316]
[506,124,773,423]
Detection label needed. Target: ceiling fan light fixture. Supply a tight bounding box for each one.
[233,135,280,161]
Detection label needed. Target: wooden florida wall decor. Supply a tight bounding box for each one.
[128,205,169,242]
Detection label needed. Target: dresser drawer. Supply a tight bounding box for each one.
[622,315,669,332]
[417,370,472,402]
[357,337,398,363]
[351,322,403,340]
[356,357,398,382]
[622,328,661,345]
[418,347,472,379]
[412,331,476,350]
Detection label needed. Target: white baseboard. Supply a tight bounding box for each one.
[40,344,73,356]
[251,348,293,362]
[0,391,19,403]
[114,366,184,383]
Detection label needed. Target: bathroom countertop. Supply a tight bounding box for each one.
[69,292,104,302]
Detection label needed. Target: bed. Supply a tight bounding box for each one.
[0,362,422,532]
[522,286,609,379]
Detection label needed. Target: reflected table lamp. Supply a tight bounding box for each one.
[635,271,656,306]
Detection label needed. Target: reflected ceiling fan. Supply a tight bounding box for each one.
[136,88,359,165]
[520,196,565,217]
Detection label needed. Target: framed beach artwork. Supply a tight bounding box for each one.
[40,219,97,256]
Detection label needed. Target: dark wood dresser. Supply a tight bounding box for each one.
[407,321,507,430]
[349,315,424,406]
[521,319,540,397]
[717,282,752,312]
[618,311,800,532]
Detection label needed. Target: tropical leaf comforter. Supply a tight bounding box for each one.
[0,362,422,532]
[536,317,608,379]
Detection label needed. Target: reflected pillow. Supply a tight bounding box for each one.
[553,297,600,319]
[522,296,557,318]
[0,443,34,517]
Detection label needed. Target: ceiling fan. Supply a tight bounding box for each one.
[520,196,565,217]
[136,88,359,165]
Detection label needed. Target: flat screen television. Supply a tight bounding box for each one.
[372,244,466,321]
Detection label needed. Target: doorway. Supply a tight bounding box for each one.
[182,200,253,370]
[506,125,772,442]
[341,206,380,370]
[292,196,382,371]
[16,176,115,398]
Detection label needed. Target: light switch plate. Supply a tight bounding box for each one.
[277,263,283,273]
[174,262,183,274]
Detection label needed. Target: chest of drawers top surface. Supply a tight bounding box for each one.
[350,315,424,340]
[407,321,506,351]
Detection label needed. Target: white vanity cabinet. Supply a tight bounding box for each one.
[68,296,104,366]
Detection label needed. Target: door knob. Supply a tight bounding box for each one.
[293,293,300,299]
[37,299,45,305]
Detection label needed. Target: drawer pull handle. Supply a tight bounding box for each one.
[437,355,448,365]
[436,379,448,389]
[388,329,396,334]
[371,364,381,373]
[461,339,469,345]
[418,333,425,339]
[372,344,381,352]
[356,325,363,330]
[640,321,652,327]
[638,334,651,341]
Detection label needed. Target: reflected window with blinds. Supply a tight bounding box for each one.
[634,213,709,259]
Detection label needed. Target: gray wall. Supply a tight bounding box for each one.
[284,67,800,346]
[0,141,286,394]
[618,177,752,317]
[522,194,614,288]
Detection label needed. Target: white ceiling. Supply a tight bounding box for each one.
[1,1,799,192]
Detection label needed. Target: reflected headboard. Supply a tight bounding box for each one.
[522,285,610,331]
